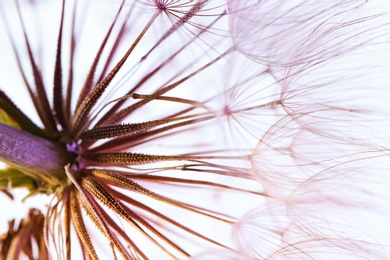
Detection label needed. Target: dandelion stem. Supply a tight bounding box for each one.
[0,123,72,186]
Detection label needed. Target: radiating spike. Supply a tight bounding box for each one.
[71,11,161,137]
[95,11,226,127]
[83,176,190,258]
[81,113,206,140]
[14,0,58,133]
[64,193,71,260]
[142,1,208,58]
[109,187,230,249]
[96,203,148,259]
[64,1,77,126]
[65,165,134,259]
[88,169,234,223]
[75,1,125,109]
[70,191,99,260]
[88,115,214,152]
[53,0,67,129]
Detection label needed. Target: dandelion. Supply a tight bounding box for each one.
[1,0,390,259]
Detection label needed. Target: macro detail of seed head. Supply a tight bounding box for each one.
[1,0,390,259]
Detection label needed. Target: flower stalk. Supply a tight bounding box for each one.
[0,123,73,188]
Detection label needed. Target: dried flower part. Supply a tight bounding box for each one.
[0,209,49,260]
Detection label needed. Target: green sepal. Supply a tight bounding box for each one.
[0,167,37,191]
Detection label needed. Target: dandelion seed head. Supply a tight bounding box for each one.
[0,0,390,259]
